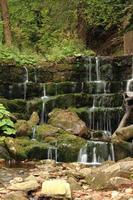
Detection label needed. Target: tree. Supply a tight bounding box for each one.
[0,0,12,46]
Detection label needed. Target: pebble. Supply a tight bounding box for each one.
[111,190,119,199]
[125,188,133,194]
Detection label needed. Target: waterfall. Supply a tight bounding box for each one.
[92,146,97,164]
[41,84,48,124]
[83,56,115,164]
[84,57,89,81]
[77,141,115,165]
[77,143,88,163]
[34,68,37,83]
[72,82,77,93]
[55,83,58,95]
[89,57,92,82]
[31,126,36,140]
[47,142,58,161]
[96,57,100,81]
[23,66,29,100]
[126,57,133,96]
[9,85,13,98]
[84,57,92,82]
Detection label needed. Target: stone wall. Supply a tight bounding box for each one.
[0,55,132,133]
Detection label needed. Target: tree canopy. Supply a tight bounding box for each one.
[0,0,132,60]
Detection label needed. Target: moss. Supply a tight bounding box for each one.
[56,131,86,162]
[68,107,89,126]
[44,136,57,144]
[45,83,56,96]
[0,98,27,119]
[36,124,59,140]
[5,137,49,160]
[0,137,11,160]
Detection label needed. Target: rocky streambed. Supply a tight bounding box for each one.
[0,158,133,200]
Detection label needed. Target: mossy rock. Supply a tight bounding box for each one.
[15,120,31,137]
[0,137,11,160]
[56,131,86,162]
[36,124,59,140]
[5,137,49,160]
[48,109,88,137]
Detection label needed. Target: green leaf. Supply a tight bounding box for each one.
[3,127,16,135]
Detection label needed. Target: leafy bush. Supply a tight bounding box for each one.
[0,45,40,65]
[0,103,16,135]
[45,38,95,61]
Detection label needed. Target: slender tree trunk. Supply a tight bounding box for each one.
[77,2,87,45]
[124,30,133,55]
[0,0,12,46]
[117,94,133,130]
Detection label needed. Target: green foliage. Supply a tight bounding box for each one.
[0,0,132,60]
[0,45,40,65]
[46,37,95,61]
[0,103,16,135]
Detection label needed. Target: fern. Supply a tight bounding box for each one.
[0,103,16,136]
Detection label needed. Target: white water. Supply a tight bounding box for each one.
[92,146,97,164]
[89,57,92,82]
[96,57,100,81]
[9,85,13,98]
[34,68,37,83]
[47,147,58,161]
[41,84,48,124]
[84,57,89,81]
[47,142,58,161]
[72,82,77,93]
[78,143,88,163]
[126,57,133,96]
[31,126,36,140]
[82,56,116,164]
[23,66,29,100]
[78,141,115,165]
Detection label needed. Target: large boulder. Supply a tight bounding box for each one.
[85,160,133,190]
[48,109,88,137]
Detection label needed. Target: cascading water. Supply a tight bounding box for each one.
[23,66,29,100]
[47,142,58,161]
[78,143,88,163]
[9,85,13,98]
[78,140,115,165]
[55,83,58,95]
[41,84,48,124]
[34,68,37,83]
[31,126,37,140]
[78,56,115,164]
[95,57,100,81]
[126,57,133,96]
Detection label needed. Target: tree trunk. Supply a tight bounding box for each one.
[124,30,133,55]
[117,94,133,130]
[77,2,87,45]
[0,0,12,46]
